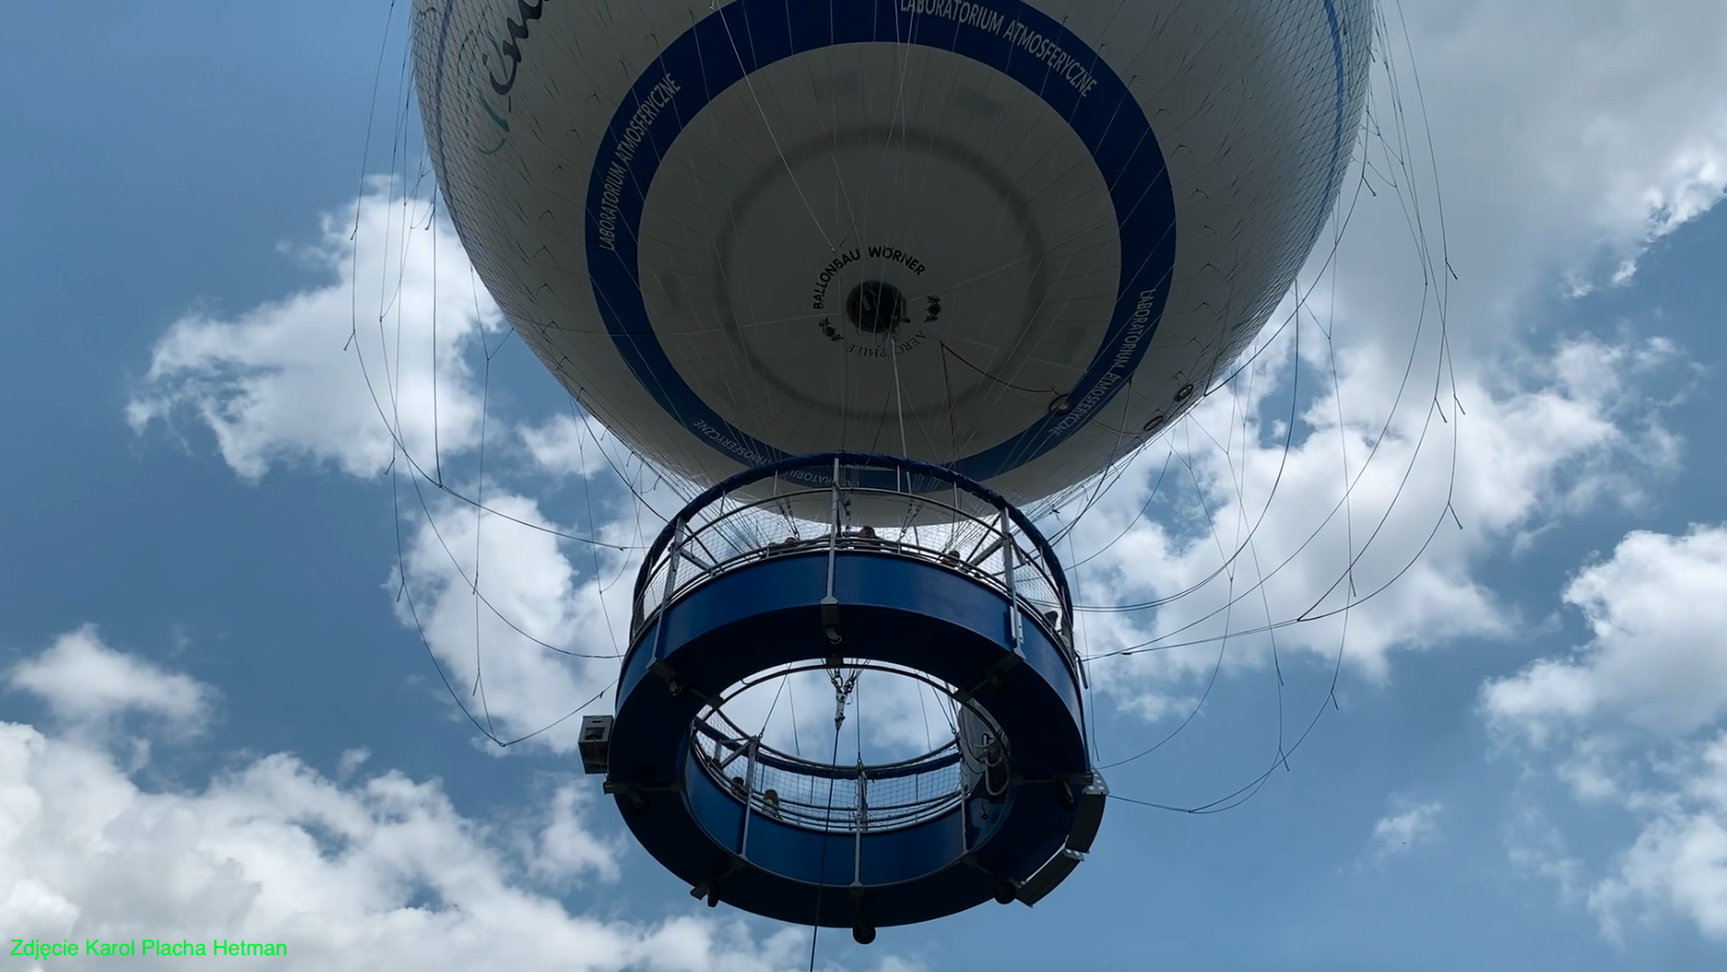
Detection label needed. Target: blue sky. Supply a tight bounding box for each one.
[3,1,1727,970]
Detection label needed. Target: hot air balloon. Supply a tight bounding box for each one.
[412,0,1374,942]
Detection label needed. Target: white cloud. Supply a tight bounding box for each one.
[127,180,501,481]
[1058,0,1727,715]
[1483,527,1727,941]
[1484,526,1727,739]
[1068,328,1681,718]
[1068,0,1727,727]
[0,640,919,971]
[1588,734,1727,941]
[1505,801,1589,904]
[521,414,620,480]
[0,719,812,972]
[525,784,622,885]
[1356,3,1727,936]
[391,488,636,753]
[1368,801,1443,863]
[1343,0,1727,327]
[336,748,371,779]
[6,626,213,736]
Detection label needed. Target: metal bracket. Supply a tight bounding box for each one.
[820,595,842,653]
[690,858,748,908]
[649,660,684,697]
[1014,773,1107,905]
[968,652,1023,698]
[1015,849,1085,906]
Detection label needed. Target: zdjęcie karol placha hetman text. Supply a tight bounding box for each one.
[11,937,287,960]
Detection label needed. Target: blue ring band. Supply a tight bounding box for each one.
[584,0,1178,482]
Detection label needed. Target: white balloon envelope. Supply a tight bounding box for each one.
[413,0,1373,508]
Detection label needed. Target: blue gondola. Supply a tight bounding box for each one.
[581,454,1106,943]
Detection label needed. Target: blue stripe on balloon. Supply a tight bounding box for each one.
[427,0,1353,485]
[1312,0,1349,255]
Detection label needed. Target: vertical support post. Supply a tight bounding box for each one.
[652,517,686,662]
[953,716,971,854]
[826,456,842,600]
[1000,507,1021,651]
[853,762,868,886]
[822,457,842,653]
[1070,621,1084,687]
[666,518,686,598]
[1069,608,1089,689]
[739,735,760,859]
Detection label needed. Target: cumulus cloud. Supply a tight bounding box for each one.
[1050,0,1727,707]
[521,414,621,480]
[1342,0,1727,328]
[1054,0,1710,716]
[1589,734,1727,941]
[1505,801,1589,904]
[1484,526,1727,940]
[1058,0,1724,725]
[1351,0,1727,939]
[0,718,808,972]
[1067,325,1682,719]
[0,641,919,971]
[1368,801,1443,863]
[336,747,371,779]
[526,784,622,884]
[391,487,637,752]
[1046,0,1723,711]
[6,626,213,736]
[1484,526,1727,739]
[127,180,502,481]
